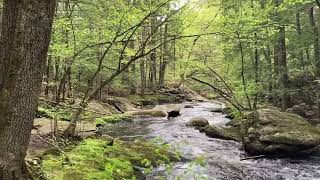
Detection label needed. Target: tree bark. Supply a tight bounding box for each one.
[159,23,169,87]
[237,32,252,110]
[309,7,320,77]
[140,26,147,95]
[278,25,289,110]
[296,12,305,70]
[45,55,52,97]
[150,15,157,93]
[263,47,273,102]
[0,0,56,179]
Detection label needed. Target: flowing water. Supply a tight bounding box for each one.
[100,101,320,180]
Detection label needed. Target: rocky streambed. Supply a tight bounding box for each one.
[99,101,320,180]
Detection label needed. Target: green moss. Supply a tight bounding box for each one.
[37,106,73,121]
[201,125,241,141]
[42,139,178,180]
[37,105,95,122]
[95,114,133,126]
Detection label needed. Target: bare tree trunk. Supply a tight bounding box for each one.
[0,0,56,179]
[129,40,137,94]
[253,35,259,109]
[45,55,52,97]
[66,66,72,98]
[278,25,289,110]
[150,15,157,93]
[140,58,146,95]
[173,39,177,77]
[140,26,147,95]
[296,12,305,70]
[237,32,252,110]
[263,47,273,103]
[309,7,320,77]
[159,23,169,87]
[53,58,60,103]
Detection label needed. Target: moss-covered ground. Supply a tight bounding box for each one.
[42,138,180,180]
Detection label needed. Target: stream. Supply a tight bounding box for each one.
[100,101,320,180]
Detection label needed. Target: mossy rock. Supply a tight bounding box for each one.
[200,125,241,141]
[125,110,168,118]
[187,117,209,127]
[241,109,320,155]
[128,94,178,106]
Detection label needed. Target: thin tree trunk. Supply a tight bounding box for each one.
[263,47,273,103]
[253,35,259,109]
[309,7,320,77]
[0,0,56,179]
[140,58,146,95]
[296,12,305,70]
[159,23,169,87]
[45,55,52,97]
[129,40,137,94]
[278,25,289,110]
[140,26,147,95]
[237,32,252,110]
[150,15,157,93]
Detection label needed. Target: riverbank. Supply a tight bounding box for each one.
[28,86,320,179]
[27,86,206,179]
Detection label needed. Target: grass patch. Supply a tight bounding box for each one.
[42,138,180,180]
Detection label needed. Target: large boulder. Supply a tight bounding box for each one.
[153,104,181,118]
[187,117,209,127]
[200,125,241,141]
[241,109,320,155]
[102,97,137,113]
[125,110,168,117]
[286,103,307,117]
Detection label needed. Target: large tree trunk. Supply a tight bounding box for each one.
[0,0,56,179]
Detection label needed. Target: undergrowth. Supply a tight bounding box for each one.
[42,138,180,180]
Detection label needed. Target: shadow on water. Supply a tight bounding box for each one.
[100,102,320,180]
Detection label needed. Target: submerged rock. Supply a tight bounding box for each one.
[187,117,209,127]
[209,107,225,113]
[200,125,241,141]
[184,105,194,108]
[241,109,320,155]
[168,110,180,118]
